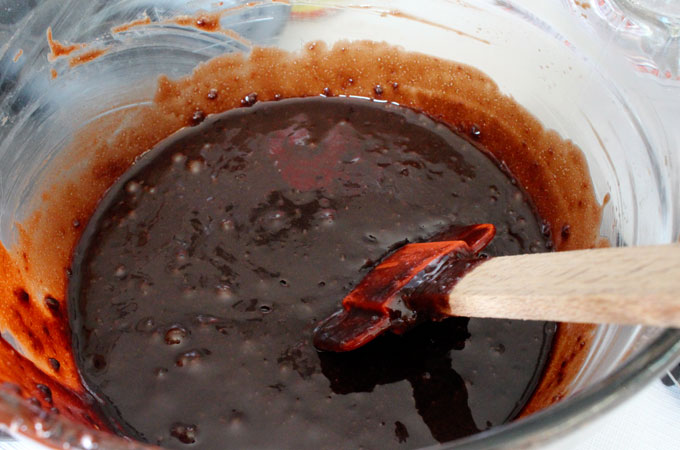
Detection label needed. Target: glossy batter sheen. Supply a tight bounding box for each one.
[69,97,555,449]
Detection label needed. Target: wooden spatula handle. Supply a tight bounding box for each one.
[448,244,680,327]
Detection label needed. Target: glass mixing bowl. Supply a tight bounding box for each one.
[0,0,678,448]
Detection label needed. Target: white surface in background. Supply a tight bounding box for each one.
[545,379,680,449]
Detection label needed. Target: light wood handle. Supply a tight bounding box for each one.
[448,244,680,327]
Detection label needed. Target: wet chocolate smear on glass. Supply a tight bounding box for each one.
[69,97,555,449]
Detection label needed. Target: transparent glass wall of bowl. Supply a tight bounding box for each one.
[583,0,680,77]
[0,0,678,448]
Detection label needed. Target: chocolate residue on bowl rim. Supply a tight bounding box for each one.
[46,27,109,68]
[348,6,491,45]
[68,48,110,68]
[0,36,603,443]
[109,2,292,45]
[46,27,87,61]
[111,16,152,34]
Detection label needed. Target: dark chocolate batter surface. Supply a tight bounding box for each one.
[69,97,554,449]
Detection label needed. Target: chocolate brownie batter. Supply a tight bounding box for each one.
[68,97,555,449]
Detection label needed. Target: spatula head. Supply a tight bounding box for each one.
[313,223,495,352]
